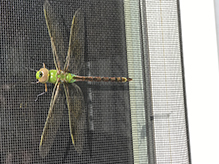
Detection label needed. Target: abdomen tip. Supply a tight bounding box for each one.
[127,78,132,82]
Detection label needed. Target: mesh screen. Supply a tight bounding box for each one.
[124,0,190,163]
[1,0,133,163]
[144,0,190,163]
[0,0,191,163]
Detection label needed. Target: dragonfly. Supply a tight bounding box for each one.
[36,0,132,158]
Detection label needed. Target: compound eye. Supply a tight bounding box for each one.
[39,71,43,78]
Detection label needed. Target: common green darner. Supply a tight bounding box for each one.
[36,0,132,158]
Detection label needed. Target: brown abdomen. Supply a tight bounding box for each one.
[74,76,132,83]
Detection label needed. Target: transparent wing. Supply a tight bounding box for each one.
[64,83,85,154]
[44,0,68,70]
[64,8,84,74]
[39,82,65,158]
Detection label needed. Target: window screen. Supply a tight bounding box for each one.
[125,0,190,163]
[1,0,190,163]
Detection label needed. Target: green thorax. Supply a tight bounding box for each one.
[48,70,76,84]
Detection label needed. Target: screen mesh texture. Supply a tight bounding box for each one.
[1,0,133,163]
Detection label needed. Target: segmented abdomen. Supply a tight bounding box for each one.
[74,76,132,83]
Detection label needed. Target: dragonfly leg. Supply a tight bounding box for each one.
[35,83,48,102]
[35,92,47,102]
[45,83,47,92]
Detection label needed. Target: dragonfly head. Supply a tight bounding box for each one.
[36,68,49,83]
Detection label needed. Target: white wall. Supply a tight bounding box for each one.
[180,0,219,164]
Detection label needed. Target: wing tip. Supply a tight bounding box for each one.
[39,145,47,159]
[71,134,75,145]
